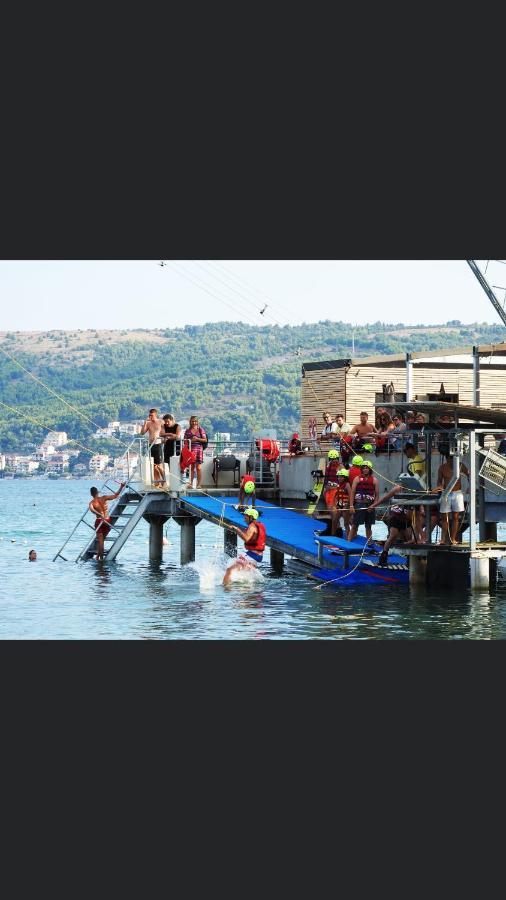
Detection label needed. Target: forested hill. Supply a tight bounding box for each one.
[1,320,505,453]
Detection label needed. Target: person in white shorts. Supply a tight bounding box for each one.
[436,454,469,545]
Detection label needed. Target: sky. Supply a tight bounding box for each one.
[0,260,505,331]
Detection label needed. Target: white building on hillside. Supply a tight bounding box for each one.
[90,454,110,473]
[14,457,40,475]
[119,423,142,436]
[43,431,68,448]
[0,453,6,471]
[33,445,55,461]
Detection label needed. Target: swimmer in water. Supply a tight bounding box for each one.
[28,550,37,561]
[88,482,126,561]
[223,508,266,586]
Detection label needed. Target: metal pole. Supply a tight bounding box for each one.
[473,345,481,408]
[406,353,413,403]
[469,429,477,551]
[426,430,432,545]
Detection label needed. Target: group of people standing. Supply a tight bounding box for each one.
[140,409,208,489]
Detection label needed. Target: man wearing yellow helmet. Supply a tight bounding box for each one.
[223,508,267,586]
[330,469,352,539]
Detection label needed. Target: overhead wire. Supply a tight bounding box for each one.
[192,260,287,328]
[0,342,130,449]
[210,260,300,325]
[0,399,101,456]
[167,262,261,327]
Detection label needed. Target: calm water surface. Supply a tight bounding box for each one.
[1,479,506,640]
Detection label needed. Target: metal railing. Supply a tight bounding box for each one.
[53,433,151,561]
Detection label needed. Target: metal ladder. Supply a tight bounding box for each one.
[53,434,151,562]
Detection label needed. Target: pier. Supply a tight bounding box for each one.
[54,411,506,591]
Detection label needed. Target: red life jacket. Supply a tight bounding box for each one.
[334,484,350,509]
[348,466,362,484]
[355,475,376,506]
[245,522,266,554]
[325,461,340,482]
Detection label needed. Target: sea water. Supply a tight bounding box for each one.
[1,479,506,640]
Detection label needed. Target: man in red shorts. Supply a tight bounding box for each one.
[88,482,126,560]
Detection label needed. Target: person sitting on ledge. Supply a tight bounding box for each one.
[349,411,377,450]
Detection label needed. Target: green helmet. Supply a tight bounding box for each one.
[352,455,364,467]
[244,507,259,520]
[363,443,374,453]
[361,461,373,471]
[328,449,339,460]
[244,481,255,494]
[337,469,349,478]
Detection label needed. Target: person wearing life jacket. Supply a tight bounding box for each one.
[348,455,364,487]
[330,469,352,540]
[324,449,340,484]
[349,461,379,543]
[223,508,267,586]
[237,474,256,511]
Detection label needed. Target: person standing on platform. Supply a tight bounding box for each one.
[141,408,165,488]
[183,416,208,488]
[162,414,181,471]
[349,461,379,544]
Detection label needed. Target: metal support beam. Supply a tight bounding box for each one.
[473,345,481,408]
[149,520,164,563]
[406,353,413,403]
[470,555,490,591]
[409,555,426,585]
[270,548,285,573]
[180,519,196,565]
[469,430,477,551]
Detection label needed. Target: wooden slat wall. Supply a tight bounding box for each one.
[300,363,506,433]
[300,368,346,440]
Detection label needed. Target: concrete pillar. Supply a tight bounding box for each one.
[224,529,238,557]
[180,519,196,565]
[409,554,426,586]
[149,520,164,563]
[470,555,490,590]
[270,547,285,574]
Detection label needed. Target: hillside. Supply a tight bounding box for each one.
[1,320,505,454]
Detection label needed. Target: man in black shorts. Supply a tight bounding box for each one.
[162,414,181,465]
[377,503,415,567]
[141,408,165,488]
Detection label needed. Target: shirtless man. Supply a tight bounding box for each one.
[435,454,469,545]
[141,408,165,488]
[88,482,126,560]
[349,412,378,450]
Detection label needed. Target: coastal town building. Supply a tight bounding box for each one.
[46,453,70,474]
[0,453,5,471]
[42,431,68,448]
[90,454,110,473]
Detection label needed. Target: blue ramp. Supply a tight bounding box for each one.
[178,495,325,561]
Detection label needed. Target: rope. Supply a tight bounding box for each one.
[0,399,101,457]
[0,343,129,449]
[312,537,374,590]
